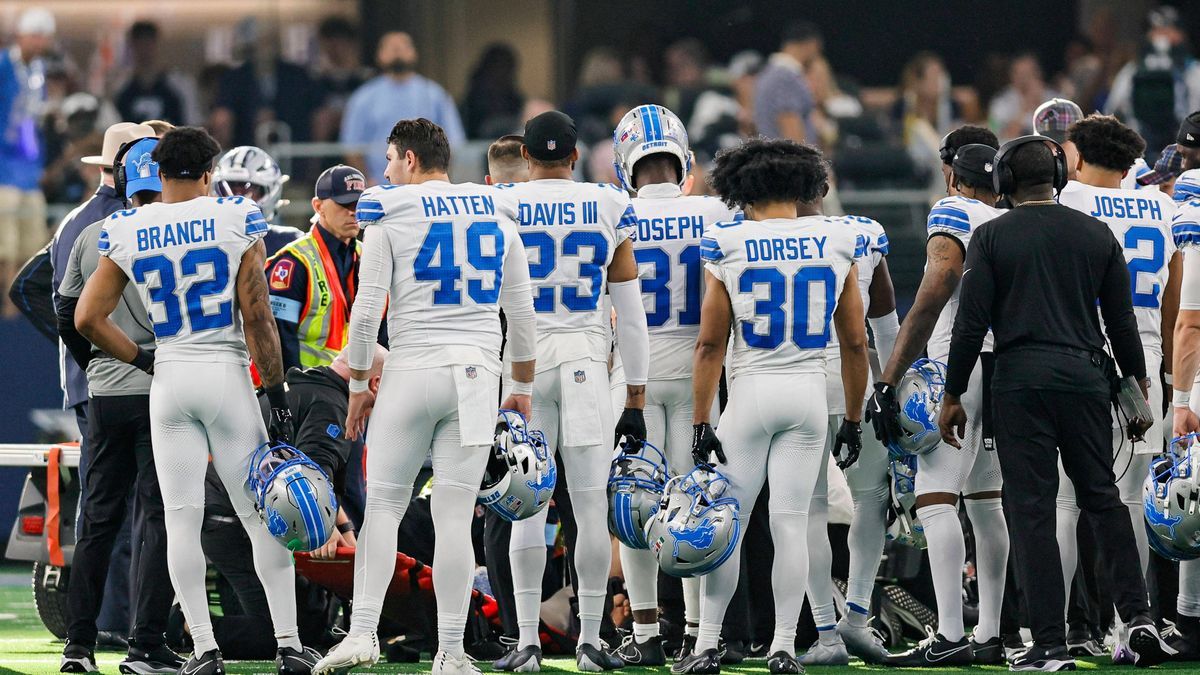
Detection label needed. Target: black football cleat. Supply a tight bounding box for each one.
[885,631,973,667]
[576,643,623,671]
[610,634,666,666]
[1009,644,1076,671]
[671,647,720,674]
[277,645,322,674]
[492,644,542,672]
[1127,622,1176,667]
[60,641,98,673]
[119,643,184,674]
[767,651,804,674]
[970,636,1005,665]
[178,649,225,675]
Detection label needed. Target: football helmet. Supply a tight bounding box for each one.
[247,442,338,552]
[645,465,740,577]
[1144,435,1200,561]
[886,455,927,549]
[612,104,692,193]
[889,358,947,459]
[608,439,669,549]
[478,410,557,522]
[213,145,289,221]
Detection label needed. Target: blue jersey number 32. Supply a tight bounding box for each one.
[132,247,233,338]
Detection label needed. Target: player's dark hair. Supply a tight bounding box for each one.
[633,153,683,187]
[487,135,524,165]
[1008,141,1056,188]
[527,155,573,170]
[152,126,221,181]
[943,125,999,165]
[317,16,358,41]
[709,137,827,208]
[129,20,158,42]
[782,21,822,46]
[387,118,450,172]
[1068,114,1147,172]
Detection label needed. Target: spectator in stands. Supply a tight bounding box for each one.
[663,38,713,128]
[0,7,55,317]
[209,17,322,148]
[728,50,764,137]
[1105,6,1200,162]
[566,47,657,145]
[754,21,822,143]
[40,93,103,205]
[310,17,371,143]
[113,21,197,127]
[808,56,862,151]
[894,52,960,182]
[460,43,525,140]
[340,31,464,183]
[989,52,1059,140]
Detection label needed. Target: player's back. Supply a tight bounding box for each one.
[99,195,267,365]
[356,180,520,371]
[1059,180,1176,353]
[825,215,887,346]
[498,178,637,368]
[926,195,1002,360]
[701,216,856,378]
[630,187,740,379]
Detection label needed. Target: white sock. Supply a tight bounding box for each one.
[349,480,413,636]
[770,508,810,657]
[619,543,660,621]
[166,505,218,654]
[510,544,546,649]
[1054,497,1081,607]
[846,484,889,613]
[570,487,612,647]
[685,623,699,637]
[238,513,302,651]
[805,471,838,633]
[964,498,1007,643]
[846,603,870,628]
[633,622,659,642]
[916,503,966,641]
[1179,560,1200,617]
[431,481,482,659]
[696,543,743,653]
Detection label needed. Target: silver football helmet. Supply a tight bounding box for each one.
[608,440,669,549]
[213,145,289,221]
[612,104,692,193]
[1144,435,1200,561]
[890,358,947,459]
[645,465,740,578]
[479,410,557,522]
[886,455,927,549]
[247,442,338,552]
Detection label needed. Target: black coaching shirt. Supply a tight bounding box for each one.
[945,203,1145,396]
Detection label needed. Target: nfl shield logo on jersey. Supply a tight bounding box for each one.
[465,366,477,379]
[574,369,586,383]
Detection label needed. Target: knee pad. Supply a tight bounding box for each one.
[510,516,549,551]
[365,480,413,518]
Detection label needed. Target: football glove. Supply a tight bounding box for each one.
[865,382,903,449]
[615,407,646,452]
[692,422,726,465]
[265,384,294,446]
[832,418,863,470]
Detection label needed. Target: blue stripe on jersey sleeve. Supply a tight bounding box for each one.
[357,198,385,225]
[700,236,723,261]
[731,210,745,222]
[926,206,971,232]
[1174,221,1200,248]
[874,233,890,255]
[1174,183,1200,202]
[617,204,638,230]
[97,229,110,253]
[245,210,268,236]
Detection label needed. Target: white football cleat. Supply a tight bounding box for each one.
[797,637,850,665]
[837,617,890,664]
[312,633,380,674]
[432,650,482,675]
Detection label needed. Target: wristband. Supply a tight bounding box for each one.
[265,383,289,409]
[1165,373,1174,386]
[131,347,155,374]
[1174,388,1191,409]
[337,521,356,534]
[510,379,533,396]
[348,377,369,394]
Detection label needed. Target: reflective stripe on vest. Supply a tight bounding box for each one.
[267,229,360,367]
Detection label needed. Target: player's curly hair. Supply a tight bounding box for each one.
[152,126,221,180]
[1068,114,1146,172]
[708,137,827,208]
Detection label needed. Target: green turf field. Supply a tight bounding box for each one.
[1,571,1196,674]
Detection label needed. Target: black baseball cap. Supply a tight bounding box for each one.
[523,111,577,161]
[952,144,997,188]
[315,164,366,205]
[1178,112,1200,149]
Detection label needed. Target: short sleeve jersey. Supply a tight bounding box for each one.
[355,180,522,370]
[701,216,857,378]
[495,179,638,369]
[925,195,1003,361]
[1059,180,1177,355]
[99,195,268,365]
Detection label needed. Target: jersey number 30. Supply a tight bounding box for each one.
[132,247,232,338]
[738,266,836,349]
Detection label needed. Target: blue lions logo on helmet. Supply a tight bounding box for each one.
[526,462,556,503]
[265,505,288,537]
[668,517,717,557]
[903,391,937,434]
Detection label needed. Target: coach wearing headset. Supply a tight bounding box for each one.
[937,136,1172,670]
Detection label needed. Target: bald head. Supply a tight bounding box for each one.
[332,346,388,393]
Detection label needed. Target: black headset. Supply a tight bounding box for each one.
[992,134,1068,197]
[112,139,138,206]
[938,131,956,166]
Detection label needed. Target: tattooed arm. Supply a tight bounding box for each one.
[879,234,966,385]
[237,240,285,389]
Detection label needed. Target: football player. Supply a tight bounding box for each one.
[493,110,649,673]
[1055,114,1180,662]
[314,119,537,675]
[607,104,741,667]
[212,145,301,255]
[870,129,1009,667]
[801,210,897,666]
[74,127,315,675]
[680,138,868,675]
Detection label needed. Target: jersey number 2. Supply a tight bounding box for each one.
[1125,226,1165,309]
[738,266,836,349]
[132,247,232,338]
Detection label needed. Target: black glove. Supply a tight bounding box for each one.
[265,384,294,446]
[130,347,155,375]
[832,418,863,470]
[691,423,726,465]
[615,407,646,452]
[865,381,902,449]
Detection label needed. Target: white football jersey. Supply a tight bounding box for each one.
[925,196,1003,361]
[1059,180,1177,354]
[701,216,857,378]
[1171,196,1200,310]
[354,180,522,371]
[824,215,887,349]
[496,179,637,369]
[630,183,742,379]
[99,195,266,365]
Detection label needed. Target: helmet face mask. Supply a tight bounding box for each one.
[608,440,669,549]
[248,442,338,552]
[1144,435,1200,560]
[887,455,926,549]
[612,104,692,193]
[478,410,556,522]
[890,358,947,459]
[644,465,741,577]
[212,146,289,221]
